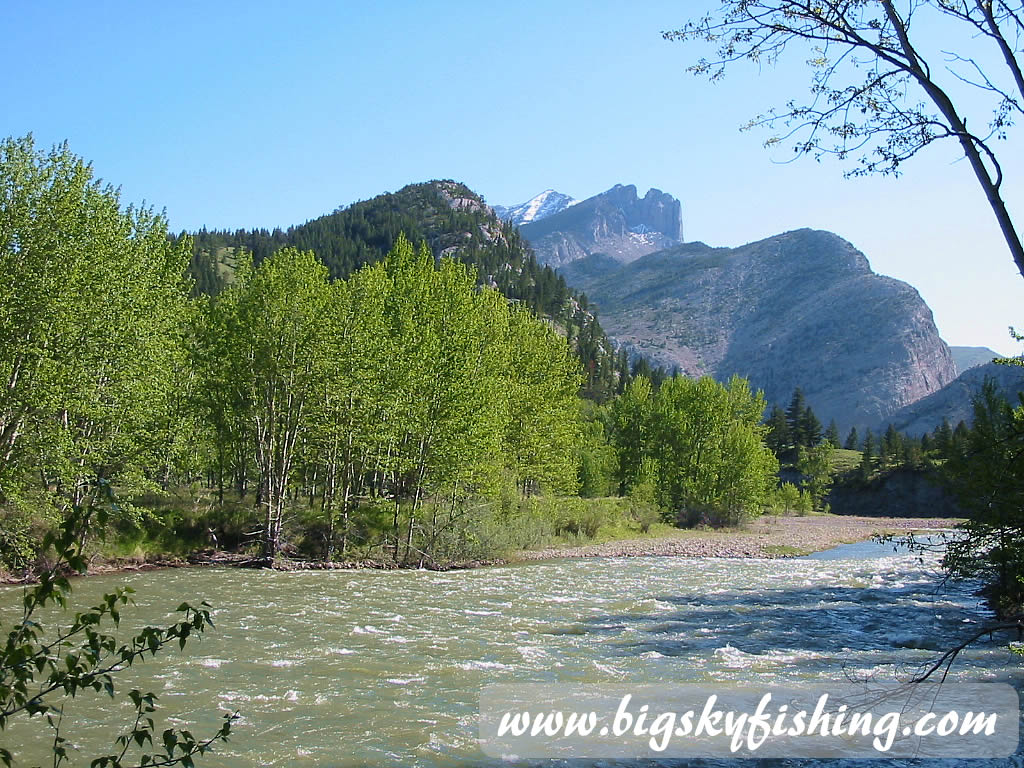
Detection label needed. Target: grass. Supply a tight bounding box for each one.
[762,544,812,557]
[831,448,862,473]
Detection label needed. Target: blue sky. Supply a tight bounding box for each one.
[5,1,1022,354]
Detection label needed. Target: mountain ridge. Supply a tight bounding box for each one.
[558,226,957,431]
[493,189,578,226]
[520,184,683,267]
[885,361,1024,435]
[950,345,1000,374]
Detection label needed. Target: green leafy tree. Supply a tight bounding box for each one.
[503,306,582,497]
[796,442,834,509]
[0,135,191,559]
[305,268,391,559]
[627,456,662,532]
[615,374,778,526]
[776,482,802,514]
[611,376,654,495]
[389,243,513,560]
[577,402,618,498]
[204,248,332,558]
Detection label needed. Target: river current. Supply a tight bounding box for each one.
[3,540,1021,766]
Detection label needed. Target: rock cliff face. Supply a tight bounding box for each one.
[520,184,683,267]
[884,361,1024,435]
[560,228,957,431]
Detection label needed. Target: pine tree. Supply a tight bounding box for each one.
[786,388,808,445]
[859,429,875,481]
[935,418,955,457]
[764,405,791,456]
[953,420,971,455]
[882,424,903,468]
[824,420,841,448]
[800,406,823,447]
[844,426,859,451]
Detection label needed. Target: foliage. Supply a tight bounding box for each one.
[0,485,236,768]
[202,248,333,558]
[0,135,191,523]
[503,308,583,497]
[665,0,1024,278]
[184,181,634,402]
[796,442,835,509]
[196,234,583,564]
[626,457,663,532]
[773,482,803,514]
[824,420,841,448]
[613,374,779,526]
[765,388,824,457]
[577,402,618,498]
[938,380,1024,615]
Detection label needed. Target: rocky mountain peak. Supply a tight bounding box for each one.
[493,189,579,226]
[602,184,683,242]
[433,180,491,215]
[519,184,685,268]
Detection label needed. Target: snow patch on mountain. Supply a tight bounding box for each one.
[494,190,578,226]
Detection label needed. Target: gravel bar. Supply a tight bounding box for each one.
[515,515,959,561]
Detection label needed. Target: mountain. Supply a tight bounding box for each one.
[884,361,1024,435]
[560,228,957,431]
[493,190,578,226]
[520,184,683,267]
[185,180,632,402]
[950,345,1000,374]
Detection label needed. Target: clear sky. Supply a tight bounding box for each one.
[5,1,1022,355]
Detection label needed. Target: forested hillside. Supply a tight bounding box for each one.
[183,181,638,401]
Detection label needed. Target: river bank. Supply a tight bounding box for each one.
[0,514,959,584]
[515,514,959,560]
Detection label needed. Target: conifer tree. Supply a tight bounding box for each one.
[824,420,841,448]
[764,405,791,456]
[800,406,823,447]
[786,388,808,445]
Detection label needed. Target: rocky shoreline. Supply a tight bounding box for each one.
[514,515,959,561]
[0,515,959,584]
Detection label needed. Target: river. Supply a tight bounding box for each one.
[3,541,1020,766]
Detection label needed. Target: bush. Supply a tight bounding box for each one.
[629,501,661,534]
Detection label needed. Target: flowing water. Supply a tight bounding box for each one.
[3,540,1021,766]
